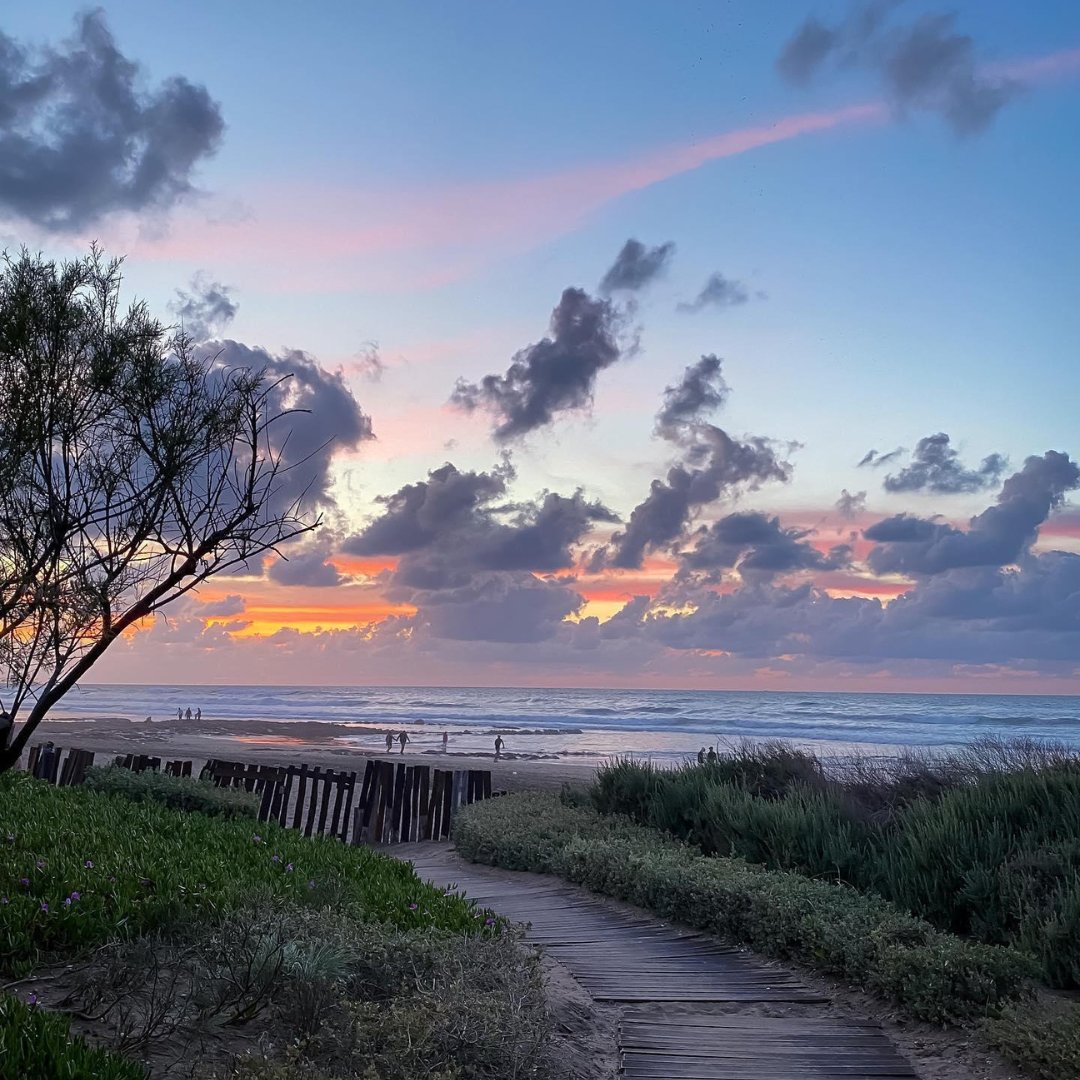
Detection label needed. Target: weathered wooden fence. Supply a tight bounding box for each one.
[21,746,492,846]
[200,757,493,845]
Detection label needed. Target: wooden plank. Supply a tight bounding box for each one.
[417,765,431,840]
[338,770,357,842]
[440,768,453,838]
[316,768,335,835]
[400,766,413,843]
[390,763,406,843]
[304,767,323,837]
[291,765,310,830]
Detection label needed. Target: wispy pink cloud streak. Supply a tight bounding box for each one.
[114,46,1078,290]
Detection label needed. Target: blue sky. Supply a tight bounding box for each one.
[3,2,1079,689]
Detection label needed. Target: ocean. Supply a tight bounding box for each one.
[49,684,1080,764]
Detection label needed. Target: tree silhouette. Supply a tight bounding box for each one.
[0,249,320,771]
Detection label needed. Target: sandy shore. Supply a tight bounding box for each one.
[19,714,598,794]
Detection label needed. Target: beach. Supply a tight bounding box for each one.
[23,712,599,794]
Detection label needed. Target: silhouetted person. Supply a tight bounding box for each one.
[494,735,504,761]
[177,707,183,721]
[195,708,202,721]
[697,747,706,764]
[0,710,11,752]
[385,732,394,753]
[706,747,717,764]
[184,707,192,721]
[398,731,409,754]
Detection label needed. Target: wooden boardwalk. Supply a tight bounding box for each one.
[402,849,918,1080]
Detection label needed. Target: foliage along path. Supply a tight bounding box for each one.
[400,845,918,1080]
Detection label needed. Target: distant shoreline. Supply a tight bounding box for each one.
[20,713,599,794]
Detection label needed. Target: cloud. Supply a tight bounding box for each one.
[343,460,615,590]
[198,595,246,618]
[450,287,627,440]
[0,11,224,231]
[267,538,345,587]
[351,342,385,382]
[882,432,1006,494]
[680,511,851,582]
[858,447,904,468]
[655,354,729,436]
[777,3,1020,135]
[677,272,752,314]
[592,357,793,570]
[836,489,867,518]
[598,238,675,294]
[209,341,374,513]
[168,274,237,342]
[865,451,1080,576]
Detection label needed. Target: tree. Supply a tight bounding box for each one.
[0,249,320,771]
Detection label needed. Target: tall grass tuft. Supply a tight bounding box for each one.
[590,737,1080,987]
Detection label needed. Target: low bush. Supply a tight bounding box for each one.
[589,740,1080,988]
[454,793,1034,1025]
[60,900,548,1079]
[0,772,488,974]
[84,765,261,819]
[0,992,146,1080]
[985,998,1080,1080]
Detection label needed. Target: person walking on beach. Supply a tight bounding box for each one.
[697,747,706,764]
[398,731,409,754]
[177,707,183,722]
[195,708,202,722]
[442,732,449,753]
[706,747,717,764]
[494,735,504,761]
[185,707,192,721]
[385,732,393,753]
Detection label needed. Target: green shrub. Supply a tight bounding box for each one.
[588,741,1080,988]
[0,992,146,1079]
[0,772,489,973]
[985,998,1080,1080]
[454,793,1034,1025]
[84,765,261,819]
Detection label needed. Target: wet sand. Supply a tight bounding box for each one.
[20,713,599,794]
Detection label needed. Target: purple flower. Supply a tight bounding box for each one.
[84,860,94,869]
[252,835,262,844]
[70,891,80,902]
[408,903,418,911]
[484,917,496,927]
[18,877,29,889]
[26,992,38,1007]
[39,901,48,913]
[271,854,280,863]
[34,858,45,870]
[284,863,294,873]
[63,897,72,907]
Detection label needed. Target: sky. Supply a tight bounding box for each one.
[2,2,1079,692]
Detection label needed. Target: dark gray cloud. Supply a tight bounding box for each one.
[677,272,751,314]
[169,274,237,342]
[598,238,676,294]
[858,446,904,468]
[343,461,615,591]
[451,287,625,440]
[0,11,224,230]
[655,355,728,436]
[836,488,867,518]
[209,341,373,513]
[866,451,1080,576]
[777,3,1020,136]
[882,432,1006,494]
[680,511,851,582]
[267,539,345,587]
[601,426,793,570]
